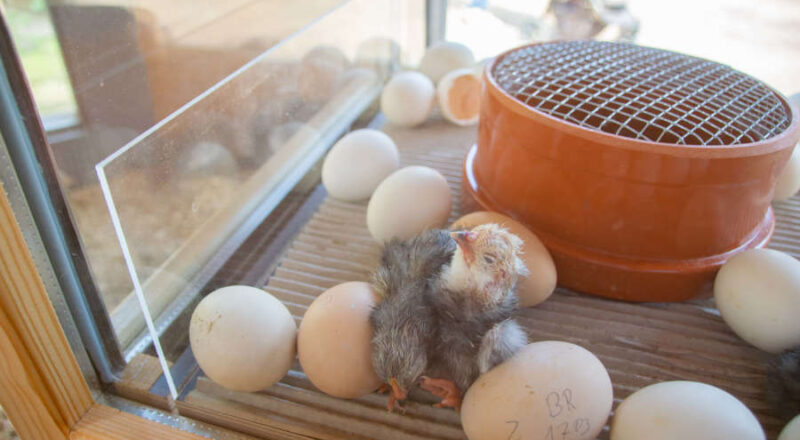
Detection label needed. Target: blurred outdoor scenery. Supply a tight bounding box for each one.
[4,0,77,122]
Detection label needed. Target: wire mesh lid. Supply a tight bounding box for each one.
[491,41,792,146]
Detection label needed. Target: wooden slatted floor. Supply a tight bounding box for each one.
[188,118,797,439]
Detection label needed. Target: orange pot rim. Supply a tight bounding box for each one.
[464,142,775,271]
[484,42,800,159]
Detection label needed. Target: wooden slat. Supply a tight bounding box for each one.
[113,353,172,409]
[195,378,463,440]
[180,392,336,440]
[0,182,93,439]
[69,404,206,440]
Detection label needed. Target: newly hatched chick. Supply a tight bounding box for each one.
[766,347,800,419]
[370,229,456,411]
[421,223,530,409]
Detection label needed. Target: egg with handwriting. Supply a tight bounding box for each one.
[610,381,765,440]
[190,286,296,392]
[367,166,451,242]
[452,211,557,307]
[461,341,613,440]
[714,248,800,353]
[322,129,400,201]
[298,282,382,398]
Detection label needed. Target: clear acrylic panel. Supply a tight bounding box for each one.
[95,0,423,378]
[4,0,371,364]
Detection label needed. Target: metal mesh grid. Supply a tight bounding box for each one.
[492,41,792,145]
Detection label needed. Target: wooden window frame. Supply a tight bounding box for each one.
[0,183,209,439]
[0,10,223,437]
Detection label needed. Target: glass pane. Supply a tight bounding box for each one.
[95,0,415,361]
[51,0,347,320]
[4,0,366,356]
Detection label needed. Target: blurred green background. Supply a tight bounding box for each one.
[3,0,77,119]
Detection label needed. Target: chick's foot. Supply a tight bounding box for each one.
[385,378,407,412]
[419,376,461,410]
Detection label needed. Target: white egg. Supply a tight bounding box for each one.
[610,381,765,440]
[333,67,378,93]
[472,57,493,76]
[779,414,800,440]
[189,286,296,392]
[267,122,306,154]
[367,166,451,242]
[774,146,800,201]
[178,141,238,176]
[321,129,400,201]
[437,68,481,126]
[301,45,350,72]
[380,71,435,127]
[298,46,350,102]
[462,341,613,440]
[298,59,345,102]
[418,41,475,84]
[714,248,800,353]
[355,37,401,80]
[788,92,800,114]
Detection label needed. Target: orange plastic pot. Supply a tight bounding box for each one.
[462,42,800,302]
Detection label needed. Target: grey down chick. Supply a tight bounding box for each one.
[370,229,456,410]
[421,223,530,409]
[370,224,529,411]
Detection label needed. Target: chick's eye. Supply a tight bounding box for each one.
[483,255,495,264]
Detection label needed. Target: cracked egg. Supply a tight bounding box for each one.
[437,68,482,126]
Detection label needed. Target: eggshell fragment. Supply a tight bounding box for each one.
[774,146,800,201]
[189,286,296,392]
[437,68,481,126]
[380,71,435,127]
[367,166,451,242]
[453,211,556,307]
[297,282,382,398]
[419,41,475,84]
[610,381,765,440]
[779,414,800,440]
[462,341,612,440]
[714,248,800,353]
[321,129,399,201]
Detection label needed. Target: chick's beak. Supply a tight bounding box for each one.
[451,230,477,264]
